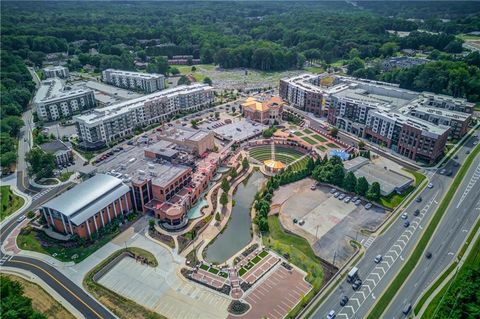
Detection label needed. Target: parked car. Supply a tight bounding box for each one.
[453,162,460,167]
[340,295,349,306]
[414,209,420,216]
[466,150,470,154]
[365,203,372,210]
[416,196,422,203]
[454,155,458,159]
[425,251,432,259]
[355,199,362,205]
[352,196,358,202]
[298,220,305,226]
[427,183,434,188]
[344,197,351,203]
[330,188,336,194]
[293,218,298,224]
[404,220,410,228]
[447,170,453,176]
[311,184,317,190]
[401,213,408,219]
[338,194,346,200]
[439,169,446,175]
[334,192,340,198]
[402,304,412,316]
[374,255,382,263]
[327,310,336,319]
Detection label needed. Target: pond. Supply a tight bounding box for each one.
[187,197,207,220]
[204,170,265,264]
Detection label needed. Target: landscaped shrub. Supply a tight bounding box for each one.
[228,300,250,315]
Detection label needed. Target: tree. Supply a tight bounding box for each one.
[355,177,369,196]
[149,219,155,230]
[178,75,191,85]
[379,42,399,57]
[0,276,47,319]
[343,172,357,192]
[190,119,199,129]
[331,165,345,186]
[366,181,381,200]
[229,168,238,179]
[191,66,197,72]
[330,127,339,138]
[242,157,249,171]
[169,67,180,75]
[221,177,230,192]
[220,191,228,207]
[347,57,365,75]
[256,216,269,232]
[203,76,212,86]
[146,56,169,74]
[25,148,56,179]
[215,212,221,222]
[358,141,365,150]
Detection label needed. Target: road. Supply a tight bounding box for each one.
[310,130,479,319]
[384,146,480,317]
[0,182,115,319]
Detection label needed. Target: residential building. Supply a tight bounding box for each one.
[34,78,96,121]
[74,84,214,149]
[242,96,284,125]
[40,174,133,238]
[102,69,165,93]
[43,66,69,79]
[155,125,215,156]
[281,73,473,163]
[38,140,73,166]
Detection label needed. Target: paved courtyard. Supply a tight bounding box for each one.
[273,178,387,266]
[231,264,311,319]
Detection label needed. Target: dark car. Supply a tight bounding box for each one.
[404,220,410,228]
[425,251,432,259]
[454,162,460,167]
[416,196,422,203]
[340,295,349,306]
[447,170,453,176]
[352,279,362,290]
[414,209,420,216]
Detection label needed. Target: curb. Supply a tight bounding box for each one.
[0,184,32,227]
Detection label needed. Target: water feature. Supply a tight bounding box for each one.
[204,170,265,263]
[187,197,207,220]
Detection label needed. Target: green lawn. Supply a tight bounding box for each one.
[304,66,324,74]
[208,267,220,274]
[312,134,327,143]
[379,186,415,209]
[326,142,339,148]
[17,227,121,263]
[316,145,327,152]
[301,136,317,145]
[0,186,25,221]
[238,267,247,276]
[200,263,209,271]
[367,144,480,319]
[293,131,304,137]
[251,256,261,264]
[58,171,74,182]
[475,103,480,111]
[303,128,313,134]
[259,250,268,258]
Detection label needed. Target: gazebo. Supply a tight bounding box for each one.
[263,159,286,174]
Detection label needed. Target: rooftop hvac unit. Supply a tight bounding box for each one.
[138,170,146,175]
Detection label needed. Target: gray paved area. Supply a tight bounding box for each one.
[98,257,231,319]
[274,178,386,266]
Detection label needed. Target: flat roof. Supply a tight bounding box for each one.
[355,164,414,196]
[104,69,165,79]
[212,120,265,142]
[38,140,71,153]
[34,78,92,104]
[84,80,143,100]
[42,174,130,225]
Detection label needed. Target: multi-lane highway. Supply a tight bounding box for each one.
[310,130,479,319]
[384,147,480,318]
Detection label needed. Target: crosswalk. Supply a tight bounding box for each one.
[31,187,54,201]
[0,255,12,266]
[362,236,376,249]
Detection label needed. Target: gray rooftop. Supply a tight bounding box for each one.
[34,78,93,104]
[42,174,130,225]
[38,140,71,153]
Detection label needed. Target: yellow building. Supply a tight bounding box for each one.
[242,96,284,125]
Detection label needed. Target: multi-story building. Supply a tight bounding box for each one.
[40,174,133,238]
[74,84,214,149]
[102,69,165,93]
[155,125,215,156]
[34,78,96,121]
[43,66,69,79]
[281,73,473,163]
[242,96,284,125]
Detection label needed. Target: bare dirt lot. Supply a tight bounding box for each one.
[272,178,387,267]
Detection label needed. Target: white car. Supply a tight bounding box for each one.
[401,213,408,219]
[428,183,434,188]
[374,255,382,263]
[327,310,336,319]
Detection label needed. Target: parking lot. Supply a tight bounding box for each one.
[273,178,387,267]
[231,264,311,319]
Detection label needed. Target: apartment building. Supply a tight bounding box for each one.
[43,66,69,79]
[102,69,165,93]
[74,84,214,149]
[34,78,96,121]
[280,73,473,163]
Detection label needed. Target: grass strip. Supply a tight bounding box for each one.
[0,185,25,221]
[367,144,480,319]
[301,136,317,145]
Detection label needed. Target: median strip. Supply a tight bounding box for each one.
[367,144,480,319]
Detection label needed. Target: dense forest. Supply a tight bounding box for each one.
[1,1,480,171]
